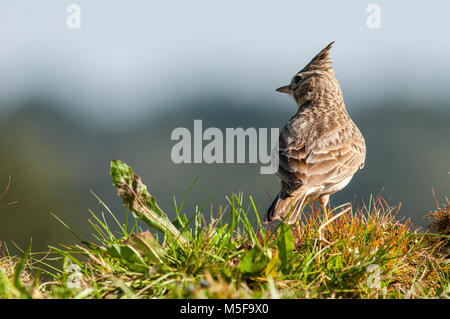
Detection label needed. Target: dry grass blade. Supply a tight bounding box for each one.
[0,176,18,208]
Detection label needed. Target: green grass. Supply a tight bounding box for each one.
[0,160,449,299]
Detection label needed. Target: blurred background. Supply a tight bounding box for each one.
[0,1,449,254]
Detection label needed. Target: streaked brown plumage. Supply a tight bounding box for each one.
[265,41,366,225]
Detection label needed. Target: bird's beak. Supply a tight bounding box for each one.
[275,85,292,94]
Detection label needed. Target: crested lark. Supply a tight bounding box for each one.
[265,42,366,227]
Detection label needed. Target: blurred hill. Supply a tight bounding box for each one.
[0,98,449,253]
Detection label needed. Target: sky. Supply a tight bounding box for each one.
[0,0,449,122]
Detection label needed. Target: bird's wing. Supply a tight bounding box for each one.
[305,122,366,187]
[277,116,365,192]
[276,117,310,193]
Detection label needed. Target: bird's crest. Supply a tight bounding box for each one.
[298,41,335,73]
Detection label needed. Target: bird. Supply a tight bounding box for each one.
[264,41,366,237]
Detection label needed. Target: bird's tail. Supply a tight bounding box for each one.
[264,192,307,224]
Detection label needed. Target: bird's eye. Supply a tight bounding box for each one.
[293,75,302,84]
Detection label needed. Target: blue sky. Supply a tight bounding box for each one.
[1,0,449,121]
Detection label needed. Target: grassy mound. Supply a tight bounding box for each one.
[0,160,449,299]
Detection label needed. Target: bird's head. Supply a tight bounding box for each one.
[276,41,341,106]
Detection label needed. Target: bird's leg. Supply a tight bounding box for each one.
[318,195,330,242]
[319,195,330,221]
